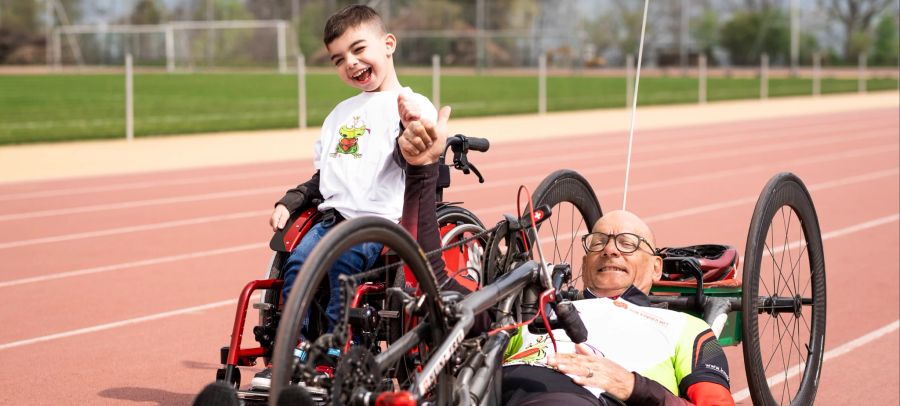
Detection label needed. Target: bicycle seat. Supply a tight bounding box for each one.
[657,244,738,282]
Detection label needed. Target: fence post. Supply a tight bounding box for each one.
[165,25,175,73]
[538,52,547,115]
[760,53,769,100]
[626,53,634,108]
[53,30,62,70]
[812,52,821,96]
[125,54,134,142]
[277,21,287,74]
[297,54,307,129]
[432,54,440,109]
[858,53,867,93]
[698,54,707,104]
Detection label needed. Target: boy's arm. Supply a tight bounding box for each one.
[276,171,323,213]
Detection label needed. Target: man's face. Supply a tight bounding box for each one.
[327,23,396,92]
[582,210,662,297]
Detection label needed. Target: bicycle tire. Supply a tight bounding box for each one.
[528,169,603,289]
[742,172,826,406]
[269,217,451,405]
[437,204,488,285]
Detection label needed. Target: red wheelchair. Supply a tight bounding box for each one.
[214,135,490,404]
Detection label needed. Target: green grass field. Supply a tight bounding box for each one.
[0,72,896,145]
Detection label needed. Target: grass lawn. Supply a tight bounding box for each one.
[0,72,896,144]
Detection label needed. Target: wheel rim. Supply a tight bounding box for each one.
[270,218,448,405]
[743,174,826,406]
[529,170,603,291]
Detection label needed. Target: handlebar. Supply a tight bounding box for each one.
[447,134,490,153]
[436,134,490,200]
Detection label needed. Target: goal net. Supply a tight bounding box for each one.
[50,20,293,72]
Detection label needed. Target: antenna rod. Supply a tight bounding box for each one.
[622,0,650,210]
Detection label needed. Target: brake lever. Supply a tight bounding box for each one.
[467,162,485,183]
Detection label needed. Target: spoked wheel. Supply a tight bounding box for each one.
[528,169,603,291]
[437,205,488,287]
[270,217,451,406]
[258,252,288,366]
[742,172,826,406]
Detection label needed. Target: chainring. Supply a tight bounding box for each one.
[330,346,386,406]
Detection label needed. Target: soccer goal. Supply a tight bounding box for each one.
[49,20,294,72]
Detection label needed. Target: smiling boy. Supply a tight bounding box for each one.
[252,5,436,390]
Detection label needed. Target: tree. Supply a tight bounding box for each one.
[692,9,720,57]
[871,13,899,65]
[819,0,893,59]
[131,0,162,25]
[720,9,789,65]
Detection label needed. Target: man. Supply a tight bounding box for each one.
[501,210,735,406]
[399,111,734,405]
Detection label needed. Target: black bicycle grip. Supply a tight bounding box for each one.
[555,302,588,344]
[464,136,490,152]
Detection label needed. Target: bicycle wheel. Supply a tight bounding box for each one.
[742,172,826,406]
[270,217,451,406]
[528,169,603,290]
[437,204,488,287]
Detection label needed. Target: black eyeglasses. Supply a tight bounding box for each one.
[581,232,657,254]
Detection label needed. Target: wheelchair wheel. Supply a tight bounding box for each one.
[437,204,488,286]
[258,252,286,366]
[270,217,451,406]
[742,172,826,406]
[528,169,603,290]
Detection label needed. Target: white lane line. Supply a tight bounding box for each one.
[771,213,900,255]
[476,118,892,171]
[0,209,269,250]
[731,320,900,402]
[0,297,253,352]
[3,167,896,286]
[0,168,298,202]
[1,213,896,354]
[1,123,892,220]
[454,131,893,193]
[466,145,898,219]
[0,187,282,222]
[2,108,884,202]
[644,169,899,223]
[0,242,266,288]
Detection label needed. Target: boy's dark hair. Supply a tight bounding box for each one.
[323,5,386,45]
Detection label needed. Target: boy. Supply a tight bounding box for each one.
[251,5,436,390]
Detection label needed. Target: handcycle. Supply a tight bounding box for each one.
[212,134,491,403]
[266,169,825,406]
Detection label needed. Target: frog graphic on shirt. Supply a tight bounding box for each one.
[332,116,369,158]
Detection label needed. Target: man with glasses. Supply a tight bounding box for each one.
[396,116,734,405]
[501,210,735,406]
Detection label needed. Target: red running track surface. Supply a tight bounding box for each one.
[0,108,897,405]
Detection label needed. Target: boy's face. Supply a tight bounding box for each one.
[327,23,397,92]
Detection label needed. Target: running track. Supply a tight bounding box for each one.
[0,107,897,405]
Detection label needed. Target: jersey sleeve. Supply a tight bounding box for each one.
[674,317,732,402]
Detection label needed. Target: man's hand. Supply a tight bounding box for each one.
[397,93,422,129]
[398,106,451,166]
[547,344,635,401]
[269,204,290,231]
